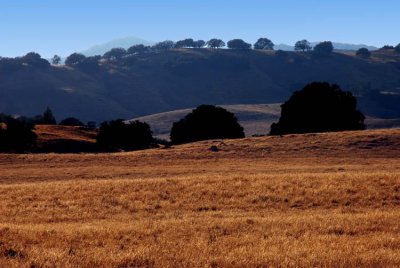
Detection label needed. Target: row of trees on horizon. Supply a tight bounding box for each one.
[0,107,95,127]
[59,39,400,66]
[1,39,399,70]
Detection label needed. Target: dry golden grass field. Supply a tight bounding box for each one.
[1,128,400,267]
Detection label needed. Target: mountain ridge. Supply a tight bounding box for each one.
[1,48,400,123]
[81,36,379,56]
[80,36,378,57]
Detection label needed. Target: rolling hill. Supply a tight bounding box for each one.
[1,48,400,123]
[131,104,282,139]
[34,125,97,152]
[131,104,400,139]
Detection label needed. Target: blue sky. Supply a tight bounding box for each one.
[1,0,399,58]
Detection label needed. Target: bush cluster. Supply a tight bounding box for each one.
[0,116,37,152]
[170,105,245,145]
[270,82,365,135]
[96,120,155,151]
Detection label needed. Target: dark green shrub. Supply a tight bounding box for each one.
[170,105,244,144]
[96,120,154,151]
[270,82,365,135]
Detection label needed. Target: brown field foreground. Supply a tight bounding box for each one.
[0,128,400,267]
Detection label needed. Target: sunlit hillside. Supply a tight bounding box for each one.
[33,125,97,153]
[0,128,399,267]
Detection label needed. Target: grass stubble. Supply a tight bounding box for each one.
[0,128,399,267]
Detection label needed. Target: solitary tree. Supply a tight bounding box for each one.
[170,105,245,144]
[175,38,195,48]
[59,117,84,126]
[253,38,274,50]
[294,40,312,52]
[313,41,334,57]
[52,55,61,65]
[270,82,365,135]
[127,44,151,54]
[193,40,206,48]
[42,107,57,125]
[227,39,252,49]
[21,52,50,68]
[153,40,175,50]
[206,39,225,49]
[103,48,127,60]
[96,120,154,151]
[356,48,371,58]
[65,53,86,66]
[22,52,42,62]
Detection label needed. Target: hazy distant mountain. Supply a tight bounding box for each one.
[275,42,378,51]
[274,44,296,51]
[81,36,154,56]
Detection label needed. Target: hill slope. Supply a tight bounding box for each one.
[34,125,97,152]
[1,49,400,122]
[131,103,281,139]
[132,104,400,139]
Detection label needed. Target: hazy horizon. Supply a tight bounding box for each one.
[1,0,399,58]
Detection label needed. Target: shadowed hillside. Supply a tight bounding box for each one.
[1,49,400,122]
